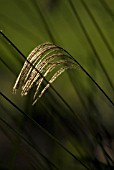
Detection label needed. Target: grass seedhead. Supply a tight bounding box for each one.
[13,42,78,104]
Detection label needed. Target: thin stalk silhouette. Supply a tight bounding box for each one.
[68,0,114,92]
[81,0,114,60]
[0,92,90,170]
[0,116,59,170]
[0,30,78,121]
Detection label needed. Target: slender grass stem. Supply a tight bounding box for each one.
[80,0,114,90]
[0,92,90,170]
[67,0,114,107]
[81,0,114,60]
[57,45,114,107]
[0,116,59,170]
[0,31,78,120]
[68,0,114,91]
[1,29,114,120]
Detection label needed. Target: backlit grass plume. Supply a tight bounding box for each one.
[13,42,78,105]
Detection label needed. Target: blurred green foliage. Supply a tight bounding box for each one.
[0,0,114,169]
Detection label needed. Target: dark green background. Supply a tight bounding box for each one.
[0,0,114,169]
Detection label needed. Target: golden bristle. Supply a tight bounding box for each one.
[13,42,78,105]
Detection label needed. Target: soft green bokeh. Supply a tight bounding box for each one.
[0,0,114,169]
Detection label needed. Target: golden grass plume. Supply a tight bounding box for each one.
[13,42,78,104]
